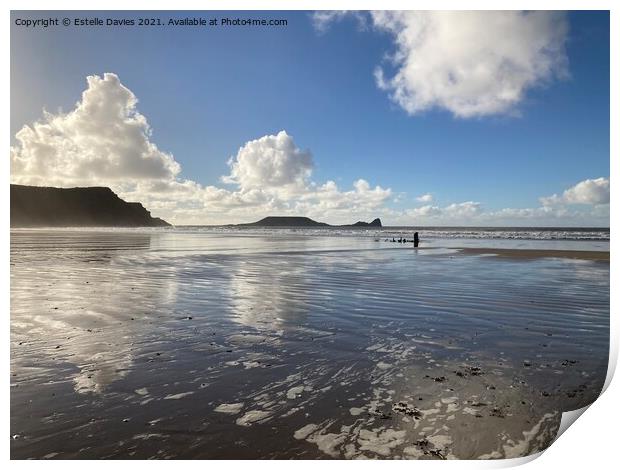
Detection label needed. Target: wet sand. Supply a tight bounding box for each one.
[10,230,609,459]
[455,247,609,262]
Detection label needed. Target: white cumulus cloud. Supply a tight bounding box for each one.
[222,130,314,195]
[315,11,569,118]
[540,177,610,206]
[11,73,181,187]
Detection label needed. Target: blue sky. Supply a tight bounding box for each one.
[10,11,610,225]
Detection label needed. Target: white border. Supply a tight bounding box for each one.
[3,1,616,468]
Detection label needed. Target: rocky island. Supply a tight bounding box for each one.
[238,216,382,228]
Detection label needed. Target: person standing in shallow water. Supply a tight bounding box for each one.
[413,232,419,248]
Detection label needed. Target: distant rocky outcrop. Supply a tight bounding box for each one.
[239,216,382,228]
[10,184,171,227]
[240,216,329,227]
[351,218,382,227]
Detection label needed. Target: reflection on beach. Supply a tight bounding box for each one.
[11,230,181,395]
[10,229,609,459]
[226,257,312,331]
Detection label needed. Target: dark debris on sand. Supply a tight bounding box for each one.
[424,374,447,382]
[414,438,447,460]
[369,408,392,420]
[452,365,484,378]
[392,401,423,419]
[489,406,506,418]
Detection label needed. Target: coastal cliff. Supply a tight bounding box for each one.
[10,184,170,227]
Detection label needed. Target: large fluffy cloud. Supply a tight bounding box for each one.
[222,131,313,194]
[11,73,180,187]
[315,11,569,118]
[540,177,610,206]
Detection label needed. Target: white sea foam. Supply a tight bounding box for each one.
[235,410,272,426]
[214,403,244,414]
[163,392,194,400]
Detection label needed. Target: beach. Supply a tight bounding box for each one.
[10,228,609,459]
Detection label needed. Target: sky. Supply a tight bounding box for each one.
[10,10,610,226]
